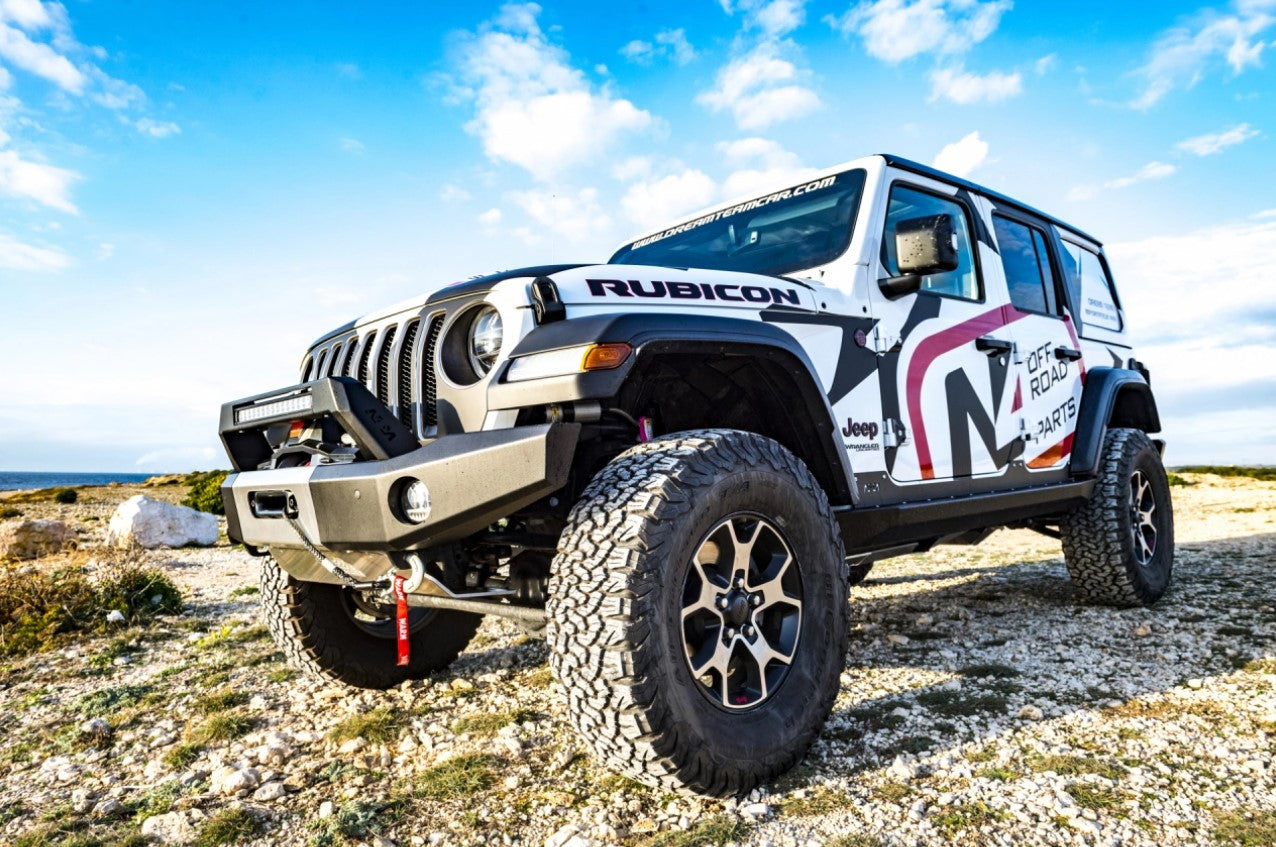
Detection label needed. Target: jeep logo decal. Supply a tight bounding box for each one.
[586,278,800,306]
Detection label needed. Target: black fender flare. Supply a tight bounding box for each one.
[487,312,857,504]
[1069,367,1162,478]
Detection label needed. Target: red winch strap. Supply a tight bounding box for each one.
[392,575,410,667]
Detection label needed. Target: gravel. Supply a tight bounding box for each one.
[1,472,1273,846]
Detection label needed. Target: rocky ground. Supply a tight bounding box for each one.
[0,473,1273,847]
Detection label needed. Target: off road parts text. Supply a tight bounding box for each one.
[586,278,800,305]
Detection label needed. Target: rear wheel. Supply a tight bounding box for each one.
[259,555,481,689]
[547,429,848,796]
[1061,428,1174,606]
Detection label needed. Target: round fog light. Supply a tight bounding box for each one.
[402,480,432,524]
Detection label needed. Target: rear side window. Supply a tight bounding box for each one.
[1060,241,1122,330]
[881,185,981,300]
[992,216,1058,315]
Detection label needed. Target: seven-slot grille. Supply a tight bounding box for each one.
[301,312,446,439]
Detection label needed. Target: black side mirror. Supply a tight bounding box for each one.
[896,213,958,274]
[878,213,959,300]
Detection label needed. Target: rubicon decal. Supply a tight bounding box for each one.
[586,278,800,306]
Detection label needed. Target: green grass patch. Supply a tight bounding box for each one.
[1213,808,1276,846]
[187,712,252,745]
[196,807,262,846]
[1065,783,1129,815]
[128,781,182,823]
[873,781,914,804]
[649,815,751,847]
[1026,754,1125,781]
[181,471,231,516]
[0,506,22,518]
[930,801,1008,835]
[980,766,1021,781]
[451,707,540,737]
[195,623,269,649]
[76,683,155,717]
[1166,472,1195,487]
[414,753,499,800]
[915,689,1009,717]
[266,667,297,683]
[1175,465,1276,482]
[0,559,182,657]
[779,786,847,817]
[228,586,259,598]
[329,707,403,744]
[194,688,248,714]
[163,742,203,770]
[1242,657,1276,674]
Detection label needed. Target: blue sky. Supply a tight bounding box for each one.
[1,0,1274,471]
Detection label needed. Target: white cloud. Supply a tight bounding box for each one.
[1131,1,1276,109]
[826,0,1012,63]
[1067,161,1177,202]
[0,229,69,270]
[1107,216,1276,462]
[0,65,10,88]
[0,20,85,92]
[0,0,55,30]
[133,117,180,138]
[1253,207,1276,219]
[611,156,653,181]
[931,130,988,177]
[717,137,815,198]
[478,207,502,225]
[0,147,78,212]
[334,62,362,79]
[456,3,654,181]
[1034,53,1057,75]
[1175,122,1259,155]
[697,43,820,130]
[929,65,1022,103]
[656,28,697,65]
[338,136,365,154]
[509,186,613,243]
[621,30,696,66]
[620,39,654,63]
[621,169,718,230]
[133,446,219,472]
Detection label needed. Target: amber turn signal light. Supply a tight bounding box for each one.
[582,343,631,371]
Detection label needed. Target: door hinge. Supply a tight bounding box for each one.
[883,418,906,448]
[872,326,899,356]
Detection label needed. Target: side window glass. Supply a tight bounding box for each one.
[1061,241,1122,330]
[881,185,980,300]
[993,215,1060,315]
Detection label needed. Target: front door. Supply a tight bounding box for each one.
[870,179,1022,485]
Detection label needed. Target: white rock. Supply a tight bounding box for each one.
[214,766,260,795]
[1019,705,1045,721]
[887,755,918,780]
[887,634,910,646]
[1133,623,1152,638]
[1186,678,1204,689]
[338,737,368,755]
[319,800,335,818]
[372,838,397,847]
[914,614,934,628]
[546,824,582,847]
[105,610,127,625]
[0,519,76,560]
[740,802,771,821]
[253,781,287,801]
[93,798,125,817]
[257,743,290,766]
[106,495,218,549]
[141,811,197,844]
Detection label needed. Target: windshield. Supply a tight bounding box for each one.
[609,169,866,276]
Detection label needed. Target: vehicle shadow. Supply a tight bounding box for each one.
[814,529,1276,778]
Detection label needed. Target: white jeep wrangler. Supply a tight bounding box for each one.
[219,153,1172,795]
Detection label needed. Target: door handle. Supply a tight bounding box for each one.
[1054,346,1083,362]
[975,336,1013,356]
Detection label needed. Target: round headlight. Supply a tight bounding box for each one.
[468,306,503,375]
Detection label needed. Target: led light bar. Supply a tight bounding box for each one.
[505,345,591,382]
[235,393,314,425]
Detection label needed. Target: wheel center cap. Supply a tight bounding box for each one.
[726,593,750,626]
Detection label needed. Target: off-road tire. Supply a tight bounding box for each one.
[259,556,481,689]
[1061,427,1174,606]
[546,429,849,796]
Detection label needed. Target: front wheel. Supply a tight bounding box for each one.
[259,555,481,690]
[1061,428,1174,606]
[546,430,849,796]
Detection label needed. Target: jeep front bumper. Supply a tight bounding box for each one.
[219,380,579,553]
